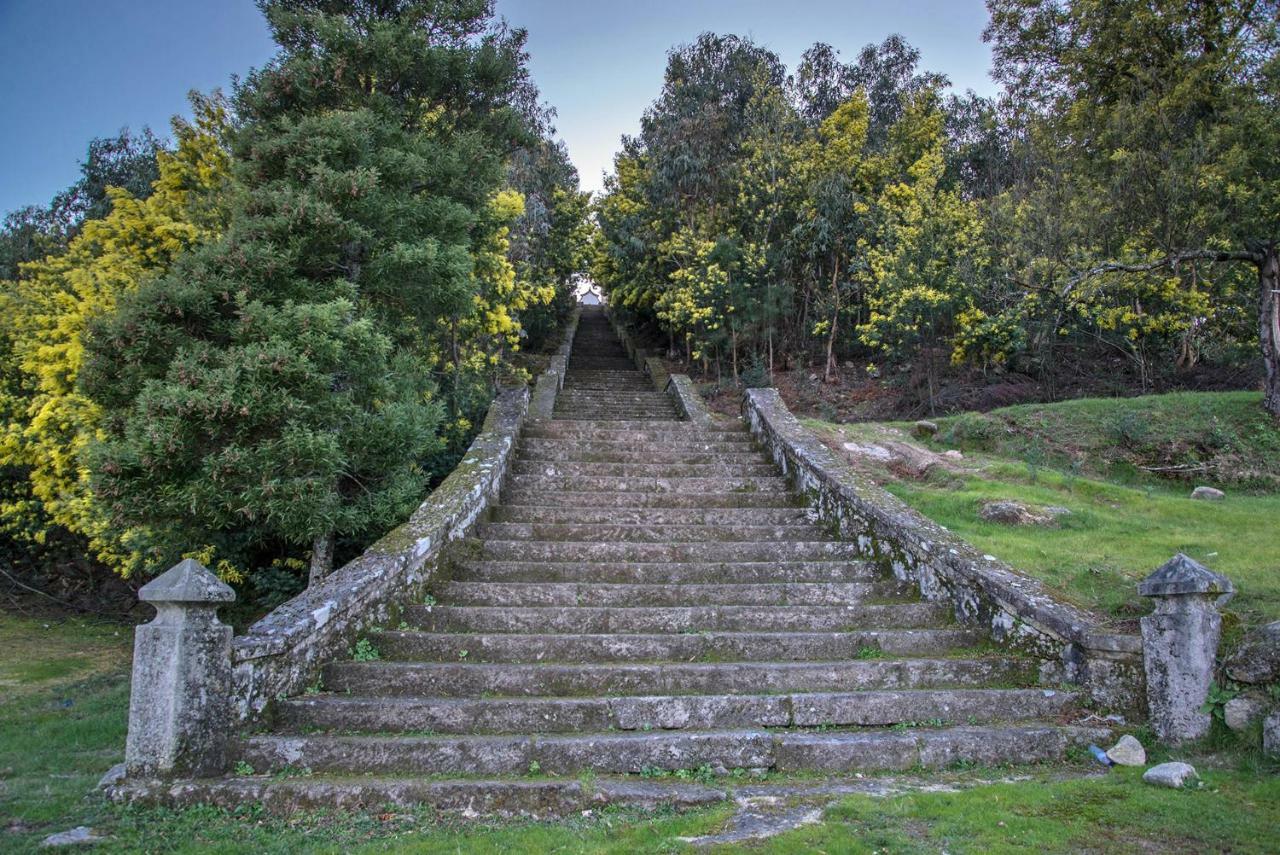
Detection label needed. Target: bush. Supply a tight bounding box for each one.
[941,412,1004,450]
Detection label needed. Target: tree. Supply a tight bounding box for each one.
[82,0,542,585]
[986,0,1280,413]
[0,93,232,576]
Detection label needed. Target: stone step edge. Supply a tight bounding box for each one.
[107,775,726,817]
[234,724,1110,776]
[274,688,1075,733]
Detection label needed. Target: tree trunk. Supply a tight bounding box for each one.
[1260,245,1280,418]
[824,259,841,383]
[309,531,335,587]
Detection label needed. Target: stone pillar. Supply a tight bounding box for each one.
[125,558,236,778]
[1139,553,1233,744]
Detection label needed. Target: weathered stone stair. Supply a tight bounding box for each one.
[231,305,1106,809]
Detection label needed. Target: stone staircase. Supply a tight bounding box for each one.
[234,306,1105,802]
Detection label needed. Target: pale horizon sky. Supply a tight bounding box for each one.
[0,0,998,213]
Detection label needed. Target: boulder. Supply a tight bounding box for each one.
[943,449,964,460]
[1223,695,1268,733]
[1224,621,1280,685]
[912,420,939,438]
[1190,486,1225,501]
[96,763,125,791]
[1142,762,1198,789]
[1264,712,1280,759]
[1105,734,1146,766]
[979,500,1053,526]
[40,827,104,848]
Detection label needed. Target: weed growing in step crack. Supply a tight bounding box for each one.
[350,638,380,662]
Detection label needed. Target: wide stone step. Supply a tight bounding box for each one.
[477,522,827,543]
[562,379,659,390]
[510,461,778,477]
[237,724,1106,777]
[550,412,679,421]
[550,412,681,422]
[451,559,878,584]
[499,490,800,509]
[434,580,911,607]
[504,475,789,494]
[568,357,635,367]
[408,604,950,633]
[368,628,984,662]
[518,438,758,455]
[110,775,724,818]
[276,688,1077,735]
[475,539,860,563]
[557,390,672,402]
[515,448,767,465]
[524,423,749,441]
[489,505,811,526]
[324,657,1038,698]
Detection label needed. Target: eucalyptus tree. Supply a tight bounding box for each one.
[986,0,1280,411]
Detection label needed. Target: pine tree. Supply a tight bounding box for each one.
[82,1,538,585]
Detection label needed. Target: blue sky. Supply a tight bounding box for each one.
[0,0,997,214]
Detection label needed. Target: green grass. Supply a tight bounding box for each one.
[927,390,1280,491]
[754,767,1280,854]
[1,612,1278,852]
[807,391,1280,629]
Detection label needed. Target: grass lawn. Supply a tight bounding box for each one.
[2,612,1279,853]
[804,391,1280,631]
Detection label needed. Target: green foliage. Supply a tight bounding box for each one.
[70,1,580,587]
[0,93,233,577]
[597,15,1277,407]
[350,638,380,662]
[1202,681,1240,723]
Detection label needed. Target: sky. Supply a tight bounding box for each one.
[0,0,998,215]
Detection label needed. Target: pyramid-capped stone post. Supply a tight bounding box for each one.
[125,559,236,778]
[1139,553,1233,744]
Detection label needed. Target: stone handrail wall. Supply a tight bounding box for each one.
[230,383,531,723]
[530,308,581,418]
[664,374,717,429]
[743,387,1145,714]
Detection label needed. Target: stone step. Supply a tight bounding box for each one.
[524,423,749,440]
[407,604,950,633]
[489,505,810,526]
[563,377,658,388]
[474,539,860,563]
[499,490,800,509]
[518,437,758,455]
[504,475,790,495]
[276,688,1077,735]
[451,559,878,584]
[477,522,827,543]
[550,412,681,422]
[515,448,767,465]
[510,461,778,478]
[110,775,725,818]
[553,403,674,414]
[323,656,1037,698]
[368,628,985,662]
[237,724,1106,777]
[434,580,911,607]
[557,390,672,402]
[550,413,680,421]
